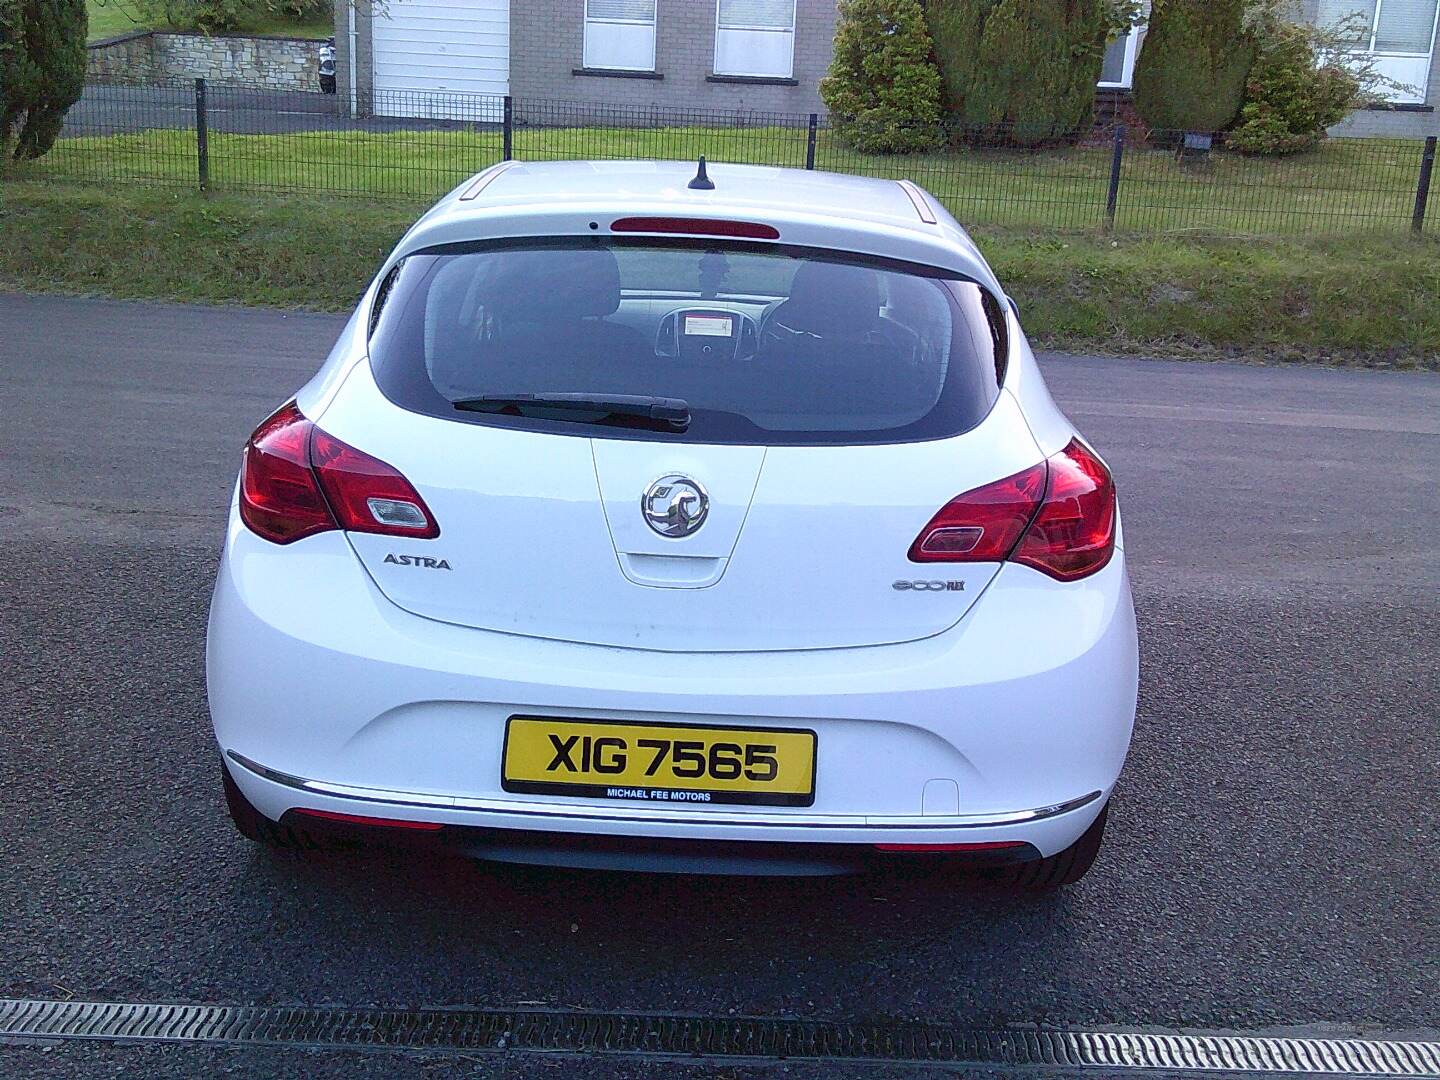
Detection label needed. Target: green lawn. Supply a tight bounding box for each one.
[218,10,333,36]
[3,181,1435,367]
[25,122,1432,237]
[86,0,332,41]
[87,0,150,40]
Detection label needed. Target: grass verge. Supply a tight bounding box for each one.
[1,181,1436,368]
[27,125,1435,236]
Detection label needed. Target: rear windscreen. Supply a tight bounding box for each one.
[367,239,1007,445]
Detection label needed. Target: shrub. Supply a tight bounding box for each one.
[0,0,87,160]
[1229,23,1358,155]
[273,0,328,19]
[132,0,251,32]
[926,0,1116,147]
[133,0,329,33]
[1132,0,1256,134]
[820,0,943,154]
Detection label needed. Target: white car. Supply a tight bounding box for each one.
[208,159,1137,886]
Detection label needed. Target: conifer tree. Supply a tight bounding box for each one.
[1,0,88,160]
[1132,0,1256,133]
[821,0,943,153]
[927,0,1112,145]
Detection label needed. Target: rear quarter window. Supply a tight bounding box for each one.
[367,238,1007,446]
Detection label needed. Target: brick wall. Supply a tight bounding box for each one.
[510,0,839,119]
[87,32,325,91]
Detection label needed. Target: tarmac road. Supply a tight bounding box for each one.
[0,293,1436,1077]
[67,83,502,136]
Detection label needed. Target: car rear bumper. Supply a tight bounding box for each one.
[259,782,1076,877]
[208,514,1138,859]
[228,746,1102,864]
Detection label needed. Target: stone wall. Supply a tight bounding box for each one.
[86,32,159,84]
[87,32,325,92]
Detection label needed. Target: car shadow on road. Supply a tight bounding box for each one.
[226,841,1086,1017]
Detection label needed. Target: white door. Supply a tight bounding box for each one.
[372,0,510,121]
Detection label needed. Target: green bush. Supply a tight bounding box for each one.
[1228,24,1359,155]
[274,0,328,18]
[926,0,1115,147]
[133,0,249,32]
[819,0,942,154]
[1132,0,1256,133]
[0,0,87,160]
[133,0,328,33]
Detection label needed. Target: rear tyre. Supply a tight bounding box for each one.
[221,762,317,850]
[990,803,1109,889]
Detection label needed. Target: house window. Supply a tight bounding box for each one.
[714,0,797,79]
[1320,0,1439,51]
[1317,0,1439,102]
[1374,0,1440,52]
[1098,28,1140,88]
[583,0,657,71]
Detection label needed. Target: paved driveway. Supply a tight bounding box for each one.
[66,84,496,136]
[1,293,1436,1077]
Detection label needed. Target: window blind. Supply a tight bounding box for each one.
[1374,0,1438,52]
[717,0,794,30]
[1316,0,1376,42]
[587,0,655,23]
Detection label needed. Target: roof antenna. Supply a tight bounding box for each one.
[688,155,715,191]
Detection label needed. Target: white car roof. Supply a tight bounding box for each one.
[387,160,1003,296]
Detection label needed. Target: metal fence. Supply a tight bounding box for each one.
[29,78,1440,236]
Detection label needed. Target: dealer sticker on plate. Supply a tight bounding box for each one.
[502,717,816,807]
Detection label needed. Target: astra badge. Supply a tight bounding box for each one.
[384,553,451,570]
[642,475,709,538]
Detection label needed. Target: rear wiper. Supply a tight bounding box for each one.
[452,393,690,432]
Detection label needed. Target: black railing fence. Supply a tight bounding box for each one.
[30,78,1440,236]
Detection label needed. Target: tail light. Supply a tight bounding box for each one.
[875,841,1027,853]
[239,401,439,545]
[610,216,781,240]
[909,439,1115,582]
[292,808,444,831]
[238,402,333,544]
[1012,440,1116,581]
[908,462,1047,564]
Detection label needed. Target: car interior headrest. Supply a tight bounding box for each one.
[775,261,883,337]
[482,248,623,323]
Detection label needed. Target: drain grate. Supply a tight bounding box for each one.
[2,998,1438,1075]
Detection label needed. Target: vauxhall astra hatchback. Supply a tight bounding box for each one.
[208,159,1138,886]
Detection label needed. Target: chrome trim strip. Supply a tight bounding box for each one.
[226,751,1101,831]
[896,179,938,224]
[458,160,521,201]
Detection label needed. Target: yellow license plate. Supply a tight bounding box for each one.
[502,717,817,807]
